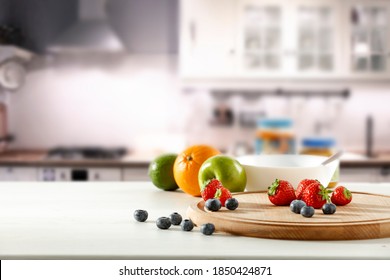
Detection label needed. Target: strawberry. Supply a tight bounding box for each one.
[296,179,318,200]
[301,181,331,209]
[201,179,222,202]
[268,179,296,206]
[214,186,232,207]
[331,186,352,206]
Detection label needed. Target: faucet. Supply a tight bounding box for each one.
[366,115,374,158]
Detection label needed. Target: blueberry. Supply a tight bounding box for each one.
[200,223,215,235]
[156,217,171,229]
[300,206,315,218]
[225,198,239,210]
[205,199,221,212]
[180,219,194,231]
[290,200,306,214]
[169,212,183,225]
[134,209,148,222]
[322,203,336,215]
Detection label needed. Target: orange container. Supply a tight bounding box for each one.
[255,118,295,154]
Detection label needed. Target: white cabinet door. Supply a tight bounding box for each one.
[179,0,238,78]
[39,167,122,181]
[39,167,71,181]
[122,167,149,181]
[0,167,38,181]
[237,0,342,78]
[88,168,122,181]
[376,167,390,183]
[341,167,390,183]
[290,0,343,77]
[237,0,285,76]
[343,0,390,78]
[180,0,390,80]
[340,168,378,183]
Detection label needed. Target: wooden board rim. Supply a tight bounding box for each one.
[187,191,390,240]
[189,191,390,226]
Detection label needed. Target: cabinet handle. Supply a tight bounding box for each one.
[189,20,197,46]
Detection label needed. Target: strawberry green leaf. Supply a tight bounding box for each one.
[214,188,222,199]
[343,188,352,199]
[268,179,280,196]
[317,184,331,201]
[200,179,212,192]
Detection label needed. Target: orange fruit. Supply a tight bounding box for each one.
[173,145,220,196]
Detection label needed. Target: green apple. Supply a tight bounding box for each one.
[198,155,247,193]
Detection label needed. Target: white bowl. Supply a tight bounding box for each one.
[236,154,339,192]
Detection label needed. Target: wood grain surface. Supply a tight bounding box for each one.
[187,191,390,240]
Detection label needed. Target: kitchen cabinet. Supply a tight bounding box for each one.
[122,167,149,181]
[88,168,122,181]
[180,0,343,79]
[237,0,284,75]
[179,0,390,80]
[343,0,390,78]
[38,167,122,181]
[378,166,390,182]
[0,167,37,181]
[340,167,377,183]
[341,166,390,183]
[179,0,238,78]
[39,167,69,181]
[237,0,342,78]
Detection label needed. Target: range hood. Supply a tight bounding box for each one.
[47,0,125,53]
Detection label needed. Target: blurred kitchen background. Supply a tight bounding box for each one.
[0,0,389,182]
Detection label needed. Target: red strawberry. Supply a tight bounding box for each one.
[214,187,232,207]
[301,181,331,209]
[201,179,222,202]
[331,186,352,206]
[268,179,296,206]
[296,179,318,200]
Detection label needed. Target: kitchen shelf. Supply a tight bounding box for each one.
[0,45,34,62]
[209,88,350,101]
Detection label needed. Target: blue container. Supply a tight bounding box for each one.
[302,138,336,149]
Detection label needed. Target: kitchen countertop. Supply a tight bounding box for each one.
[1,182,390,260]
[0,150,151,168]
[340,156,390,167]
[0,150,390,168]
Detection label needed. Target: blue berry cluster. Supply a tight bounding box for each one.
[289,200,337,218]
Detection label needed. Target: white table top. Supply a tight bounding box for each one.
[1,182,390,260]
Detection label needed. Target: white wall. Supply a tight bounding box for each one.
[6,54,390,155]
[8,54,188,154]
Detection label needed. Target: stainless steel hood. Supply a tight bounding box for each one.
[47,0,125,53]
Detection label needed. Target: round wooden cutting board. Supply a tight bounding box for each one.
[187,191,390,240]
